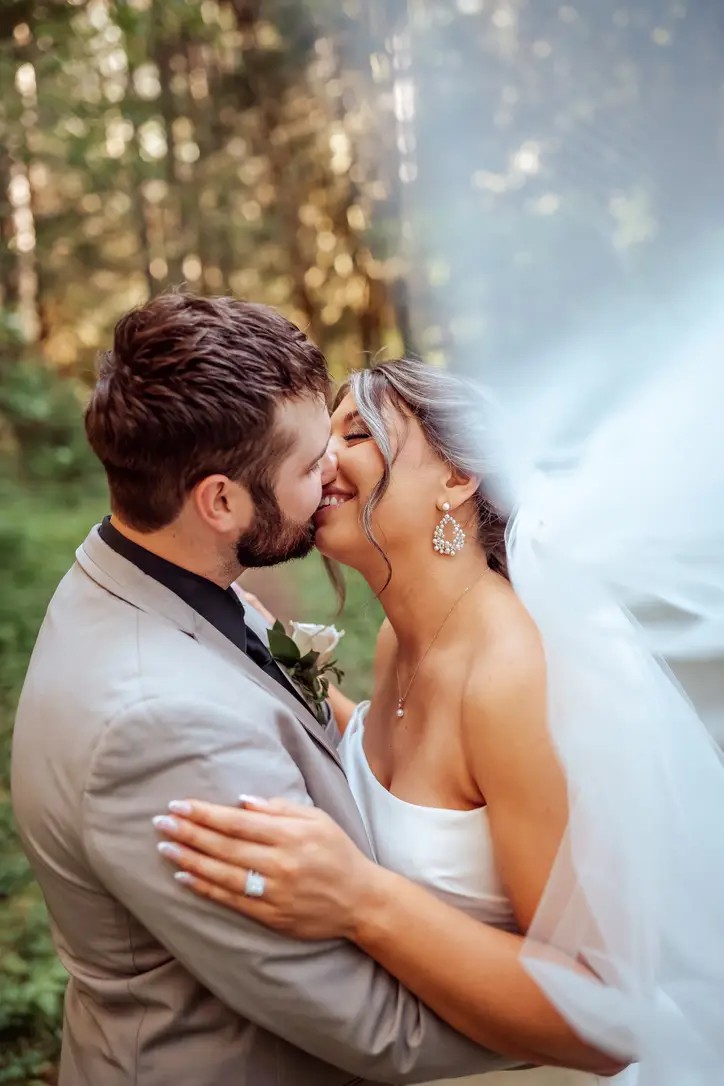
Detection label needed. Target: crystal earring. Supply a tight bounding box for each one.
[432,501,466,556]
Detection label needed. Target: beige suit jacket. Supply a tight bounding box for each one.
[11,527,514,1085]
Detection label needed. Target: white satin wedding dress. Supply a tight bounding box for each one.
[339,700,592,1086]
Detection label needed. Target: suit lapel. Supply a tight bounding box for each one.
[76,526,343,768]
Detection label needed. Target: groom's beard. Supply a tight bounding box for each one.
[235,492,316,568]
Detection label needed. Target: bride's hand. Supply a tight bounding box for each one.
[152,797,376,939]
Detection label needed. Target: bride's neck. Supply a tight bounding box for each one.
[372,545,493,658]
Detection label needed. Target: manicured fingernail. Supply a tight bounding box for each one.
[238,794,269,807]
[152,815,179,834]
[168,800,193,816]
[174,872,193,884]
[157,841,181,859]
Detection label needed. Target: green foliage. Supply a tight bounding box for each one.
[0,885,66,1085]
[0,311,106,1076]
[0,362,100,489]
[0,485,106,1082]
[0,473,108,1072]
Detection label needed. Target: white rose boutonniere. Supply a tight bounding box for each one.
[288,622,344,667]
[267,620,345,725]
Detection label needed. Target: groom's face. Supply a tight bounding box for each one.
[235,394,335,568]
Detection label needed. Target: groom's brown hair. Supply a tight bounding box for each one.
[85,292,329,530]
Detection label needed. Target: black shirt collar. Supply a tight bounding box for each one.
[98,515,248,653]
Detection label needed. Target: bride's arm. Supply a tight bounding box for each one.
[463,620,568,934]
[344,626,589,1063]
[346,864,606,1070]
[156,797,616,1072]
[325,683,356,733]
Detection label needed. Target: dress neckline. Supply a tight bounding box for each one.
[349,702,488,819]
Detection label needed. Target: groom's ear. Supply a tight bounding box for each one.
[192,474,254,535]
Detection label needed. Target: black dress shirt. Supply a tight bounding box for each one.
[98,516,309,713]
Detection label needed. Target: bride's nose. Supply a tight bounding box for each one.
[320,445,338,486]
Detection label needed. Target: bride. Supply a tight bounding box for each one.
[154,357,724,1085]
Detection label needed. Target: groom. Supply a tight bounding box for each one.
[12,293,513,1085]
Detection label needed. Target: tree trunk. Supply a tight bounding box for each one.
[151,0,184,286]
[226,0,323,337]
[0,149,19,311]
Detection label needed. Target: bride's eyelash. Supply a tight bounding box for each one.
[344,431,370,443]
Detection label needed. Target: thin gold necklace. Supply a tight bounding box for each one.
[394,569,488,720]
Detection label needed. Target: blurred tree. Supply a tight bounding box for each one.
[0,0,409,377]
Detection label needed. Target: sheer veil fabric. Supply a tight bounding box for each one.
[463,283,724,1084]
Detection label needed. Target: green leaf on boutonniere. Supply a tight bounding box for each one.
[268,620,301,666]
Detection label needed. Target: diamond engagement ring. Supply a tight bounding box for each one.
[244,870,266,898]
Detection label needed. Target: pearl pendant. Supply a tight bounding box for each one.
[396,706,405,719]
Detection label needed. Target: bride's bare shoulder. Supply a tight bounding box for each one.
[461,583,548,749]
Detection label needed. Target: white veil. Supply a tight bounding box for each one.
[356,1,724,1072]
[471,277,724,1084]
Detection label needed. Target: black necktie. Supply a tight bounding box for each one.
[227,591,312,715]
[244,623,287,683]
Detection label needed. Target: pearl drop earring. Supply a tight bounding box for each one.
[432,501,466,556]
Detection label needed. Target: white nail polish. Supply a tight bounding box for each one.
[157,841,181,858]
[168,800,193,816]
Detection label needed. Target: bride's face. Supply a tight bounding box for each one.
[313,391,451,573]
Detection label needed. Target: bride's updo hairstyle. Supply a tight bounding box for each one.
[337,358,509,583]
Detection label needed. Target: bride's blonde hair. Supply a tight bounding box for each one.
[333,358,509,593]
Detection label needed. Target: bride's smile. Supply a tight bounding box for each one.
[314,485,356,521]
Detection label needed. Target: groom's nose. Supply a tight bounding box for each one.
[320,446,338,485]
